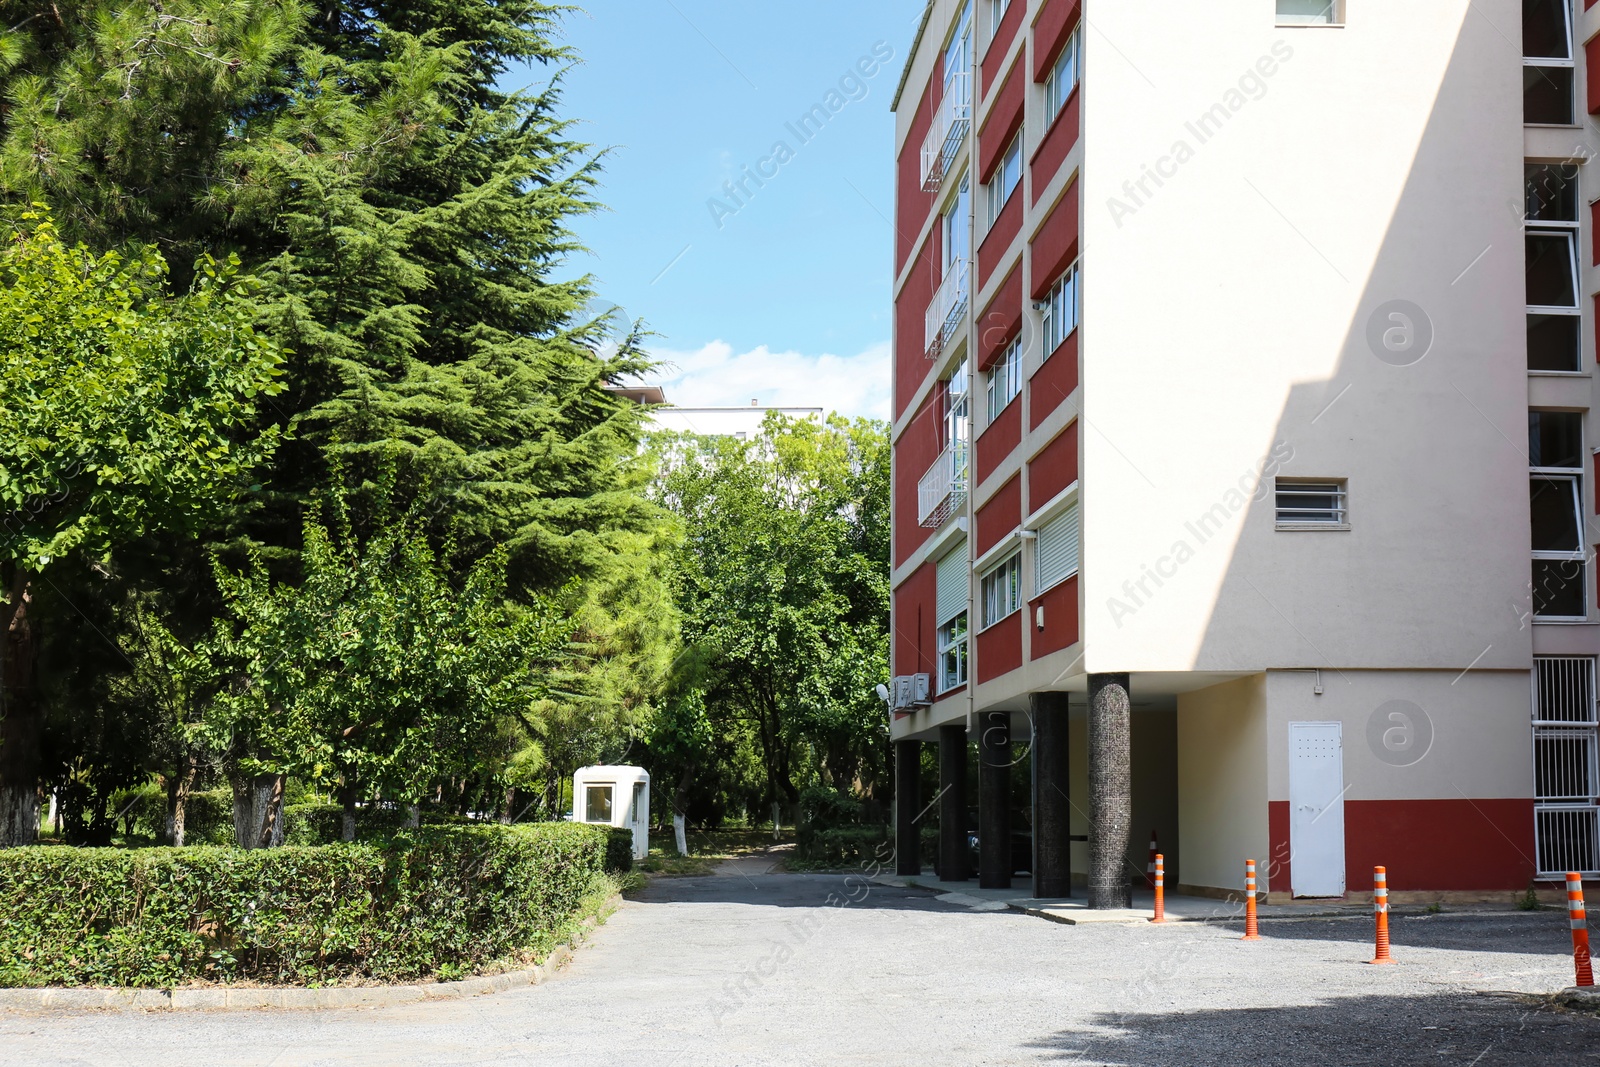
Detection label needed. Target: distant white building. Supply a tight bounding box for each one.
[608,384,822,439]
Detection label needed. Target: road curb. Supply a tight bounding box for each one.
[0,894,619,1013]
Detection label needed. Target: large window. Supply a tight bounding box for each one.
[986,337,1022,421]
[1043,25,1082,122]
[584,784,613,824]
[1531,410,1586,620]
[1533,657,1600,876]
[981,553,1022,628]
[945,357,971,453]
[1526,163,1583,371]
[1034,503,1080,595]
[984,135,1022,230]
[1040,262,1080,359]
[1277,0,1344,24]
[936,546,969,692]
[1524,0,1575,124]
[986,0,1011,43]
[945,1,974,90]
[943,174,972,272]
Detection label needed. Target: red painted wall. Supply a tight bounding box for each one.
[977,395,1021,486]
[981,0,1025,96]
[976,614,1023,682]
[896,77,939,273]
[1268,799,1536,894]
[1032,0,1083,81]
[1028,331,1079,429]
[1030,179,1080,297]
[975,475,1021,556]
[1028,421,1079,509]
[893,395,941,567]
[1588,35,1600,113]
[1593,206,1600,265]
[978,190,1022,292]
[978,58,1025,183]
[1029,574,1079,658]
[977,265,1023,370]
[892,563,937,680]
[894,231,941,419]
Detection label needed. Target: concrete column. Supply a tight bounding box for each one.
[1088,673,1133,909]
[894,739,921,877]
[937,723,970,882]
[1031,691,1072,899]
[977,710,1011,889]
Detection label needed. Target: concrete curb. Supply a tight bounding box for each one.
[0,894,620,1014]
[1555,986,1600,1010]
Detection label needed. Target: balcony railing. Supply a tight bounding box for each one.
[925,257,970,359]
[918,440,969,528]
[920,71,971,193]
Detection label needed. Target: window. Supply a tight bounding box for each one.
[945,358,971,452]
[1530,410,1583,469]
[987,0,1011,43]
[1533,657,1600,875]
[1040,262,1080,359]
[1525,165,1582,371]
[1035,504,1080,594]
[985,135,1022,230]
[1043,25,1081,122]
[1524,0,1574,124]
[1276,0,1344,25]
[943,174,972,271]
[981,553,1022,628]
[585,784,613,823]
[986,337,1022,421]
[1275,479,1348,527]
[936,546,969,692]
[1531,413,1586,619]
[945,1,974,89]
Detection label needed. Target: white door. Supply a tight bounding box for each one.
[1289,721,1346,898]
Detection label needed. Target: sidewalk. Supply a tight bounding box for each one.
[871,873,1384,925]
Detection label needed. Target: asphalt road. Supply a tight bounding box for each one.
[2,856,1598,1066]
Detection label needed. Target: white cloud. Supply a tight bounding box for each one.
[643,339,890,421]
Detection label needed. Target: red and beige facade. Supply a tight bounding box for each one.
[889,0,1600,901]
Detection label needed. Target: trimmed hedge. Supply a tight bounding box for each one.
[0,823,610,987]
[604,826,635,873]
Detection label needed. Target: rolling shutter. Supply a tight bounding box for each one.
[936,544,969,624]
[1035,503,1079,595]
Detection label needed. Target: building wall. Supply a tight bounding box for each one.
[1176,675,1269,894]
[1079,1,1537,675]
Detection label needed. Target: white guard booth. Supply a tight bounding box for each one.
[573,765,650,860]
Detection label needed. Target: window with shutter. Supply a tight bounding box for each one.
[1034,504,1079,595]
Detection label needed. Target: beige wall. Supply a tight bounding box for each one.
[1262,669,1533,802]
[1080,0,1535,676]
[1178,676,1269,893]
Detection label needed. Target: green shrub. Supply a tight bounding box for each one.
[797,785,864,833]
[604,827,635,873]
[0,822,610,987]
[796,825,891,867]
[114,787,235,845]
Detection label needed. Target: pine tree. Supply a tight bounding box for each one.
[0,2,674,834]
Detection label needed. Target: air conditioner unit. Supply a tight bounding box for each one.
[891,675,915,710]
[911,673,931,706]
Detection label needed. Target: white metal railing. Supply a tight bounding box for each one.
[1534,656,1600,876]
[924,257,970,359]
[917,440,969,528]
[920,71,971,192]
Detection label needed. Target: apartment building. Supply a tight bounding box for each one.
[888,0,1600,903]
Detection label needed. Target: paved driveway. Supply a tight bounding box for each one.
[3,858,1599,1066]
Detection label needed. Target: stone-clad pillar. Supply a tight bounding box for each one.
[1088,673,1132,909]
[1031,691,1071,898]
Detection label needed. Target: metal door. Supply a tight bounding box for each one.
[1289,721,1346,897]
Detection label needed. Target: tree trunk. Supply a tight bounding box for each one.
[673,812,688,856]
[405,803,420,829]
[770,800,782,841]
[166,755,197,847]
[0,568,42,848]
[232,772,285,848]
[499,787,516,825]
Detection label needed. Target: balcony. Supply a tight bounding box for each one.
[918,440,969,528]
[924,257,969,359]
[919,71,971,193]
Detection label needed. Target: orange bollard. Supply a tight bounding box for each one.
[1147,830,1159,888]
[1151,853,1167,924]
[1368,866,1395,965]
[1568,872,1595,987]
[1241,859,1261,940]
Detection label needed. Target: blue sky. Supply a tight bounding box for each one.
[509,2,926,419]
